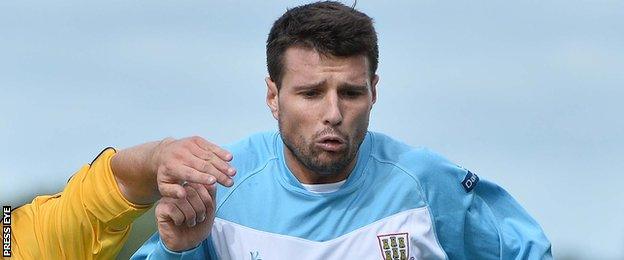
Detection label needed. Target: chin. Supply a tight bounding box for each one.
[309,155,353,174]
[316,151,348,163]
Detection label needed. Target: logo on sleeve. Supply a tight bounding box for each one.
[377,233,410,260]
[461,170,479,193]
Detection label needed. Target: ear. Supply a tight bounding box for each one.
[265,76,279,120]
[370,74,379,105]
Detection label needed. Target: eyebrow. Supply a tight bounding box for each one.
[291,80,326,90]
[339,83,368,90]
[291,81,368,91]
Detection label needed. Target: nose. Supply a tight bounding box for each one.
[322,92,343,126]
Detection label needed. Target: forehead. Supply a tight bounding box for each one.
[281,47,369,87]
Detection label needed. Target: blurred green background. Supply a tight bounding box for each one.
[118,208,157,259]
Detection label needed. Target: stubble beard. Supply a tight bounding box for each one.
[279,119,369,176]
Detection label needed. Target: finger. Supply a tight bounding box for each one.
[209,156,237,177]
[188,183,212,217]
[188,145,236,177]
[200,184,217,216]
[184,156,232,187]
[187,157,234,186]
[167,165,216,186]
[206,162,233,187]
[207,184,216,205]
[173,196,197,227]
[156,200,185,226]
[159,182,187,199]
[184,185,207,224]
[190,137,233,161]
[188,143,213,161]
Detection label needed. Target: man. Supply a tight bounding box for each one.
[9,137,234,259]
[133,1,552,259]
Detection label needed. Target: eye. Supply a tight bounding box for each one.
[301,90,319,98]
[342,90,363,98]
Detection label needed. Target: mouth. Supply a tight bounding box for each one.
[315,135,347,152]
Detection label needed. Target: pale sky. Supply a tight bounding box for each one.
[1,1,623,259]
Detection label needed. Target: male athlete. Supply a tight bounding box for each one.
[133,1,552,259]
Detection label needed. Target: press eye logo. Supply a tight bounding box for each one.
[377,232,409,260]
[3,206,11,257]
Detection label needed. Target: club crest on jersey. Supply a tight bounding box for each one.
[377,233,409,260]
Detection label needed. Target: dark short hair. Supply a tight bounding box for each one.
[266,1,379,88]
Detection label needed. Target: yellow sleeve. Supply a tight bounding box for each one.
[9,148,153,259]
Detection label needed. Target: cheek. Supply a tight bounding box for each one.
[281,99,318,123]
[279,101,314,134]
[345,104,372,127]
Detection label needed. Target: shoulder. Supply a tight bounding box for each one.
[368,132,469,199]
[223,131,277,154]
[222,131,279,177]
[367,133,552,258]
[216,131,280,204]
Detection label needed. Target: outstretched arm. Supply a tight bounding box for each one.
[111,136,236,205]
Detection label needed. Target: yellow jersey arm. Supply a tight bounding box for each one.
[11,148,152,259]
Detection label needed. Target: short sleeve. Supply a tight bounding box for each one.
[466,180,553,259]
[407,148,552,259]
[81,148,152,229]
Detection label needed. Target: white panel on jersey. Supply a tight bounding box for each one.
[211,207,446,260]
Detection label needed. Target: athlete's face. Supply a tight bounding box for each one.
[266,47,378,178]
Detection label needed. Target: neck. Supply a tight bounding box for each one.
[283,143,358,184]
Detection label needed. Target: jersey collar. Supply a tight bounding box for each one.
[273,131,373,197]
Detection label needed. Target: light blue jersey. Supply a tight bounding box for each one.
[132,131,552,259]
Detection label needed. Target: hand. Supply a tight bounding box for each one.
[111,135,235,205]
[157,183,216,252]
[150,136,236,199]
